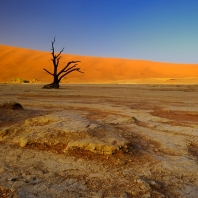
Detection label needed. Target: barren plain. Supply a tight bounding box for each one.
[0,83,198,198]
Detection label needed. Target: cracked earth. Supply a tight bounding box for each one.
[0,84,198,198]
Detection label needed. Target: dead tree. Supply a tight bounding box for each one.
[43,37,83,89]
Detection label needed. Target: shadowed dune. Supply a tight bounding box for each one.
[0,44,198,84]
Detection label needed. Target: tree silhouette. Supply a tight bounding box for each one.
[43,37,83,89]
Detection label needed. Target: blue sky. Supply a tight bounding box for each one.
[0,0,198,63]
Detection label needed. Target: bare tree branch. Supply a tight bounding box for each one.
[63,65,84,74]
[56,48,64,58]
[62,65,77,73]
[51,37,56,59]
[57,61,81,76]
[43,68,54,76]
[57,58,60,68]
[59,68,83,82]
[56,55,62,66]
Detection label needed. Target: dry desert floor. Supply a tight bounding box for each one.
[0,83,198,198]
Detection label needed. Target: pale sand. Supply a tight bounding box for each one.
[0,84,198,197]
[1,44,198,84]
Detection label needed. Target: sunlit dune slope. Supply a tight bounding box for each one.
[0,44,198,84]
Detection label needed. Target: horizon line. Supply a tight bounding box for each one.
[1,43,198,65]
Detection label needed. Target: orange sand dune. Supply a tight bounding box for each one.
[0,44,198,84]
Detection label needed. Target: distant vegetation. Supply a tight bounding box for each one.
[8,78,30,83]
[7,78,39,84]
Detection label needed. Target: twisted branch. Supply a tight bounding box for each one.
[59,67,83,82]
[43,68,54,76]
[57,61,81,76]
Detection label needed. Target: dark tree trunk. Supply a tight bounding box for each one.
[43,37,83,89]
[43,76,60,89]
[43,82,59,89]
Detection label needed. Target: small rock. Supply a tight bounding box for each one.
[0,101,24,110]
[8,178,17,181]
[131,191,137,196]
[136,179,143,184]
[92,191,105,198]
[19,138,28,147]
[154,148,158,152]
[142,193,151,198]
[149,180,161,189]
[132,117,140,124]
[29,177,42,185]
[120,192,130,198]
[150,181,156,185]
[140,185,145,190]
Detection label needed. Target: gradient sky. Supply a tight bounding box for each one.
[0,0,198,63]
